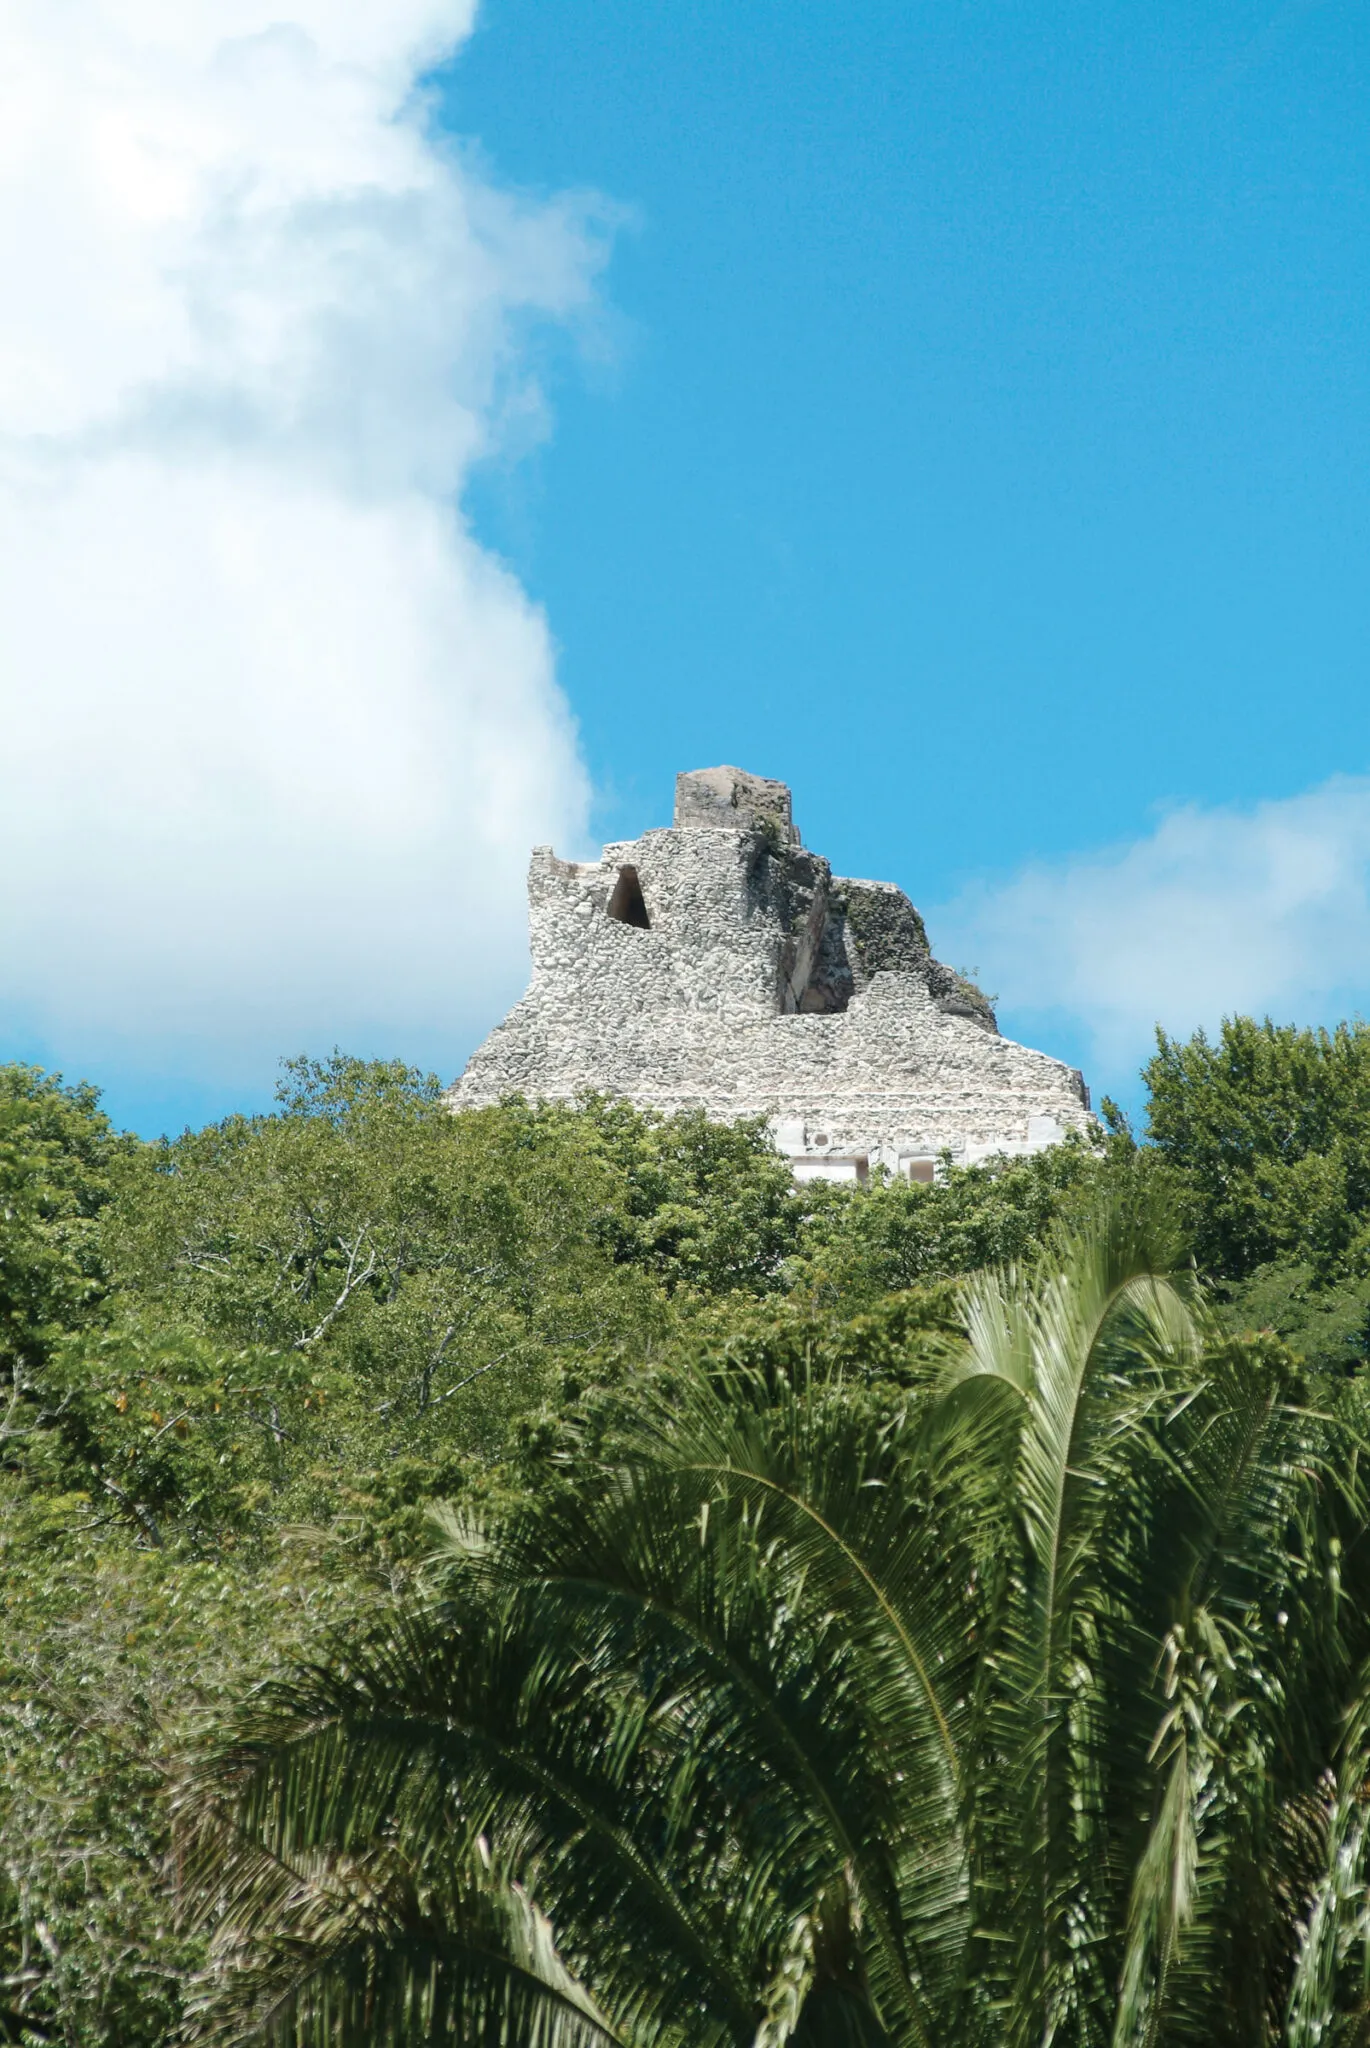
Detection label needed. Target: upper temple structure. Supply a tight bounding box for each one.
[447,766,1093,1182]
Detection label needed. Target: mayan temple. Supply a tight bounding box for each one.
[448,766,1092,1181]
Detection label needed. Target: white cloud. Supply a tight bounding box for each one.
[0,0,609,1097]
[937,778,1370,1096]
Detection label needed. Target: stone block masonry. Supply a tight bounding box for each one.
[447,767,1093,1179]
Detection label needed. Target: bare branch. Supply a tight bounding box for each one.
[427,1349,519,1407]
[99,1477,162,1550]
[292,1232,378,1349]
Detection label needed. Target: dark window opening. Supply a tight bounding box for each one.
[606,864,650,928]
[798,978,851,1014]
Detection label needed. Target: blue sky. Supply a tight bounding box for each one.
[454,0,1369,864]
[2,2,1368,1133]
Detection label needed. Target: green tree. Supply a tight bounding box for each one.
[790,1134,1103,1305]
[101,1065,803,1491]
[1143,1015,1370,1281]
[575,1096,802,1296]
[0,1065,126,1429]
[1218,1259,1370,1377]
[182,1193,1370,2045]
[98,1061,679,1501]
[0,1473,373,2048]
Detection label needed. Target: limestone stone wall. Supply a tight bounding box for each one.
[447,767,1093,1177]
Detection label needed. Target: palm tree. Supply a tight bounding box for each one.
[178,1195,1370,2046]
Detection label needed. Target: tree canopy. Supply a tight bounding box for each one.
[1143,1014,1370,1281]
[5,1018,1370,2044]
[182,1195,1370,2046]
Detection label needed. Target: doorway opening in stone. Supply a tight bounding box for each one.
[607,865,650,928]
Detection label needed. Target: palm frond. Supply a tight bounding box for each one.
[179,1594,758,2048]
[178,1185,1370,2048]
[950,1193,1205,2044]
[1286,1690,1370,2048]
[184,1832,630,2048]
[464,1359,980,2045]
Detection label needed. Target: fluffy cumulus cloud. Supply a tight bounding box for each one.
[0,0,607,1102]
[938,777,1370,1099]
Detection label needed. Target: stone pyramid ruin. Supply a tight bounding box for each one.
[448,766,1092,1181]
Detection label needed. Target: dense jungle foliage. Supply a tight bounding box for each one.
[6,1018,1370,2044]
